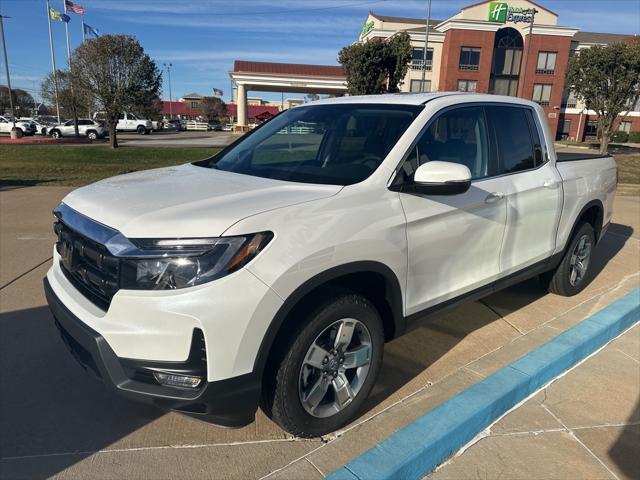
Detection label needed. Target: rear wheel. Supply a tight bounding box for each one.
[541,222,595,296]
[263,293,384,438]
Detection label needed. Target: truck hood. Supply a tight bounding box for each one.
[62,163,342,238]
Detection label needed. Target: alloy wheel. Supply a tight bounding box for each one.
[298,318,372,418]
[569,234,592,286]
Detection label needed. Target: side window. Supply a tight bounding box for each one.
[486,106,537,174]
[401,106,494,181]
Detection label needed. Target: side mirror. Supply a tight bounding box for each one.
[410,161,472,195]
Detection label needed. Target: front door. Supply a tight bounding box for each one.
[398,105,509,315]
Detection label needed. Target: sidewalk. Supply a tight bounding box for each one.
[428,323,640,480]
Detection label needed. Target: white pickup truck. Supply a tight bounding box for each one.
[45,93,617,437]
[93,112,152,135]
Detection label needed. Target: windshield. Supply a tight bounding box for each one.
[205,103,422,185]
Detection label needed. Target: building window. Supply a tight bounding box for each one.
[457,80,477,92]
[619,121,632,133]
[191,101,199,109]
[532,84,552,106]
[459,47,481,71]
[562,90,578,108]
[410,79,431,92]
[556,119,571,140]
[585,120,598,140]
[536,51,557,74]
[411,47,433,71]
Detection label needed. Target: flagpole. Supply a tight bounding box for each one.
[81,13,85,42]
[63,0,71,65]
[46,0,61,123]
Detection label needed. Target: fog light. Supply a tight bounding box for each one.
[153,371,202,389]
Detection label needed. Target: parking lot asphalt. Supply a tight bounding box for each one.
[117,130,237,148]
[0,187,638,480]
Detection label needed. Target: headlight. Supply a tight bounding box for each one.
[119,232,272,290]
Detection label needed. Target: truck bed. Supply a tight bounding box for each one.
[556,152,610,162]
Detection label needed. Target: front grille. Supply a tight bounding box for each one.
[55,220,120,310]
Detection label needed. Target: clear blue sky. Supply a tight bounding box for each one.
[0,0,638,104]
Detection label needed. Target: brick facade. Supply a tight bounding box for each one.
[438,29,495,92]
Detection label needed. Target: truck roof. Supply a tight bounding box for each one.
[307,92,541,108]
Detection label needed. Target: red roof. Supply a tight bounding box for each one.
[233,60,345,78]
[160,101,188,115]
[226,103,280,118]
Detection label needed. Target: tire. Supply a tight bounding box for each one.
[136,125,146,135]
[263,292,384,438]
[51,130,61,139]
[541,222,595,296]
[87,131,98,141]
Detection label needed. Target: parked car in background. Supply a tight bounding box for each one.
[0,116,36,136]
[150,120,164,132]
[208,121,223,131]
[19,117,50,135]
[163,120,178,131]
[49,119,106,140]
[222,123,234,131]
[45,93,617,437]
[93,112,152,135]
[165,119,186,131]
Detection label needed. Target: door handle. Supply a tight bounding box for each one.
[543,179,558,189]
[485,192,505,204]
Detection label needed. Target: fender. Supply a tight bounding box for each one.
[252,261,404,377]
[563,199,605,251]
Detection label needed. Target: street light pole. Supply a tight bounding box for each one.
[421,0,432,93]
[0,15,16,128]
[164,63,173,119]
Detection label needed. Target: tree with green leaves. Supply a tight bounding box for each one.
[70,35,161,148]
[566,40,640,153]
[201,96,227,123]
[338,32,412,95]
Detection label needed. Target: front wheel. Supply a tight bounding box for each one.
[87,131,98,141]
[541,222,595,296]
[263,293,384,438]
[51,130,61,139]
[136,125,146,135]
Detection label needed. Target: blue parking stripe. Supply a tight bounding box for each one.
[327,288,640,480]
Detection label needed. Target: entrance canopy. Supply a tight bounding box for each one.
[229,60,347,129]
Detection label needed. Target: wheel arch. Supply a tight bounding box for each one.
[253,261,404,380]
[566,199,605,248]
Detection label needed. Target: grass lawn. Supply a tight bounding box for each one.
[0,145,219,187]
[615,154,640,185]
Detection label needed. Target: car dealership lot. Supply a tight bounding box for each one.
[0,187,638,479]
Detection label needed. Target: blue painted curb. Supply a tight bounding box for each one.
[327,288,640,480]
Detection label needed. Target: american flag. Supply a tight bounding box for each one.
[65,0,85,15]
[212,88,224,96]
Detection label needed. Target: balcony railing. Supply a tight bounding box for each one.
[535,68,555,75]
[535,100,550,106]
[459,64,479,71]
[411,60,432,71]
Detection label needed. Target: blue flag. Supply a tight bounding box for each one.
[83,22,99,38]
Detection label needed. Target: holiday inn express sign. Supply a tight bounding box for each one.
[488,2,536,24]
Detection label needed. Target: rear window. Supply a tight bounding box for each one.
[205,103,422,185]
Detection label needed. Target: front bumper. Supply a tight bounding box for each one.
[44,278,261,428]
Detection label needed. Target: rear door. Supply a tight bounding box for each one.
[486,105,563,275]
[398,105,510,314]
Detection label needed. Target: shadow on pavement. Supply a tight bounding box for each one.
[0,223,632,478]
[609,398,640,479]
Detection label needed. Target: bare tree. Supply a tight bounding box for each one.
[201,96,227,123]
[70,35,161,148]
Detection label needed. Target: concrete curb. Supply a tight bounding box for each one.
[327,288,640,480]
